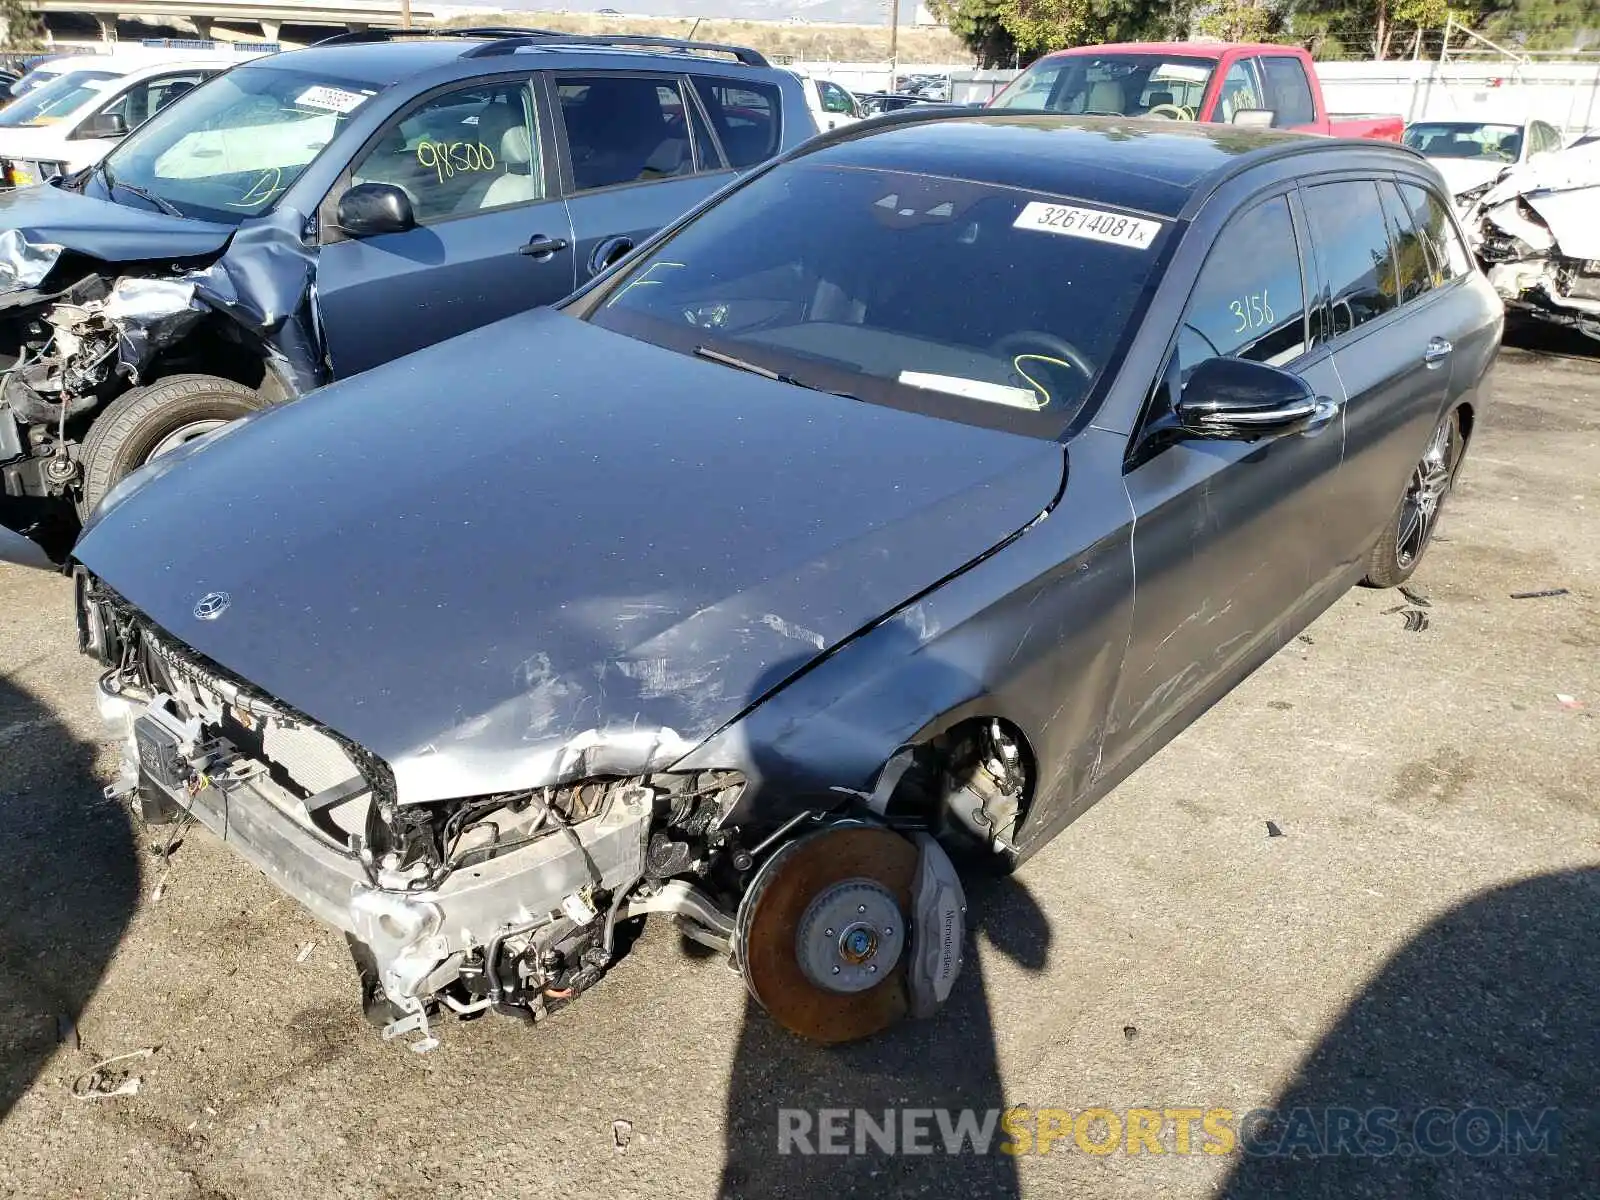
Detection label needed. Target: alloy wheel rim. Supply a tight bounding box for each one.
[147,419,227,462]
[1396,418,1458,569]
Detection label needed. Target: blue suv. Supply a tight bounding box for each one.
[0,28,816,545]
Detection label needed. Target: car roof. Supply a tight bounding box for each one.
[800,113,1413,219]
[1043,41,1299,61]
[249,34,777,90]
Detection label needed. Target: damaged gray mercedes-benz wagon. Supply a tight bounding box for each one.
[53,113,1499,1049]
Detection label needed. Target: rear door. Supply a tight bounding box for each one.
[1298,177,1452,572]
[315,74,576,379]
[553,72,735,282]
[1105,189,1347,770]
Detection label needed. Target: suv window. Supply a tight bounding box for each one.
[1175,194,1308,377]
[817,79,855,116]
[558,75,701,192]
[1258,57,1316,127]
[1302,180,1398,341]
[691,76,781,168]
[1398,182,1472,286]
[95,70,212,132]
[350,80,540,223]
[1377,180,1431,303]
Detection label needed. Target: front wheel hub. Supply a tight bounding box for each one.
[797,880,905,992]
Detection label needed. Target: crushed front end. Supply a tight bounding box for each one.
[79,576,756,1051]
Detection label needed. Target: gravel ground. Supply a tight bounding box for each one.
[1,329,1596,1199]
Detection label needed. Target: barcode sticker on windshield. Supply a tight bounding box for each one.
[1013,202,1163,250]
[294,85,371,114]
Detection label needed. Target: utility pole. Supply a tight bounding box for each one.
[887,0,899,92]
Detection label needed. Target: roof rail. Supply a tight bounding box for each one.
[311,26,564,48]
[461,33,769,68]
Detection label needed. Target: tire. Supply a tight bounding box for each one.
[1361,408,1466,588]
[77,374,269,518]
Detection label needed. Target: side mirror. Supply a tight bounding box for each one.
[335,182,415,238]
[1230,108,1276,128]
[1173,356,1327,440]
[77,111,129,139]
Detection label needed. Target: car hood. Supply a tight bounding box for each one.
[0,182,234,289]
[76,309,1066,803]
[1429,157,1508,198]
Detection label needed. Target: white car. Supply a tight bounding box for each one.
[0,50,266,189]
[786,69,862,131]
[1402,118,1566,201]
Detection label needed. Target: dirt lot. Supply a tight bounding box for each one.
[1,330,1596,1199]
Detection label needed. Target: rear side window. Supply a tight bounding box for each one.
[691,76,781,168]
[1377,180,1432,303]
[1398,182,1473,286]
[558,75,702,192]
[1259,57,1316,127]
[1175,194,1308,376]
[1301,180,1398,341]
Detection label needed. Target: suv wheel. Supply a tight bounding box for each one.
[78,374,269,518]
[1361,408,1465,588]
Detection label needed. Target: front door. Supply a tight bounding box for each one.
[1103,192,1347,773]
[315,76,576,379]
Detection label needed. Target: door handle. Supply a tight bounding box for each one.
[520,234,569,258]
[1423,336,1453,367]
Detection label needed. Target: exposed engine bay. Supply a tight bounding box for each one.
[1459,141,1600,341]
[79,576,978,1051]
[1,274,205,498]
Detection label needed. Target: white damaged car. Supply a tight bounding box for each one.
[1459,138,1600,340]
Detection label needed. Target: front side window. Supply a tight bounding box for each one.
[989,54,1217,120]
[558,75,699,191]
[92,70,213,134]
[93,64,382,224]
[691,77,781,168]
[818,80,856,115]
[1259,57,1316,127]
[1215,61,1263,123]
[1398,182,1472,286]
[1175,195,1308,379]
[0,69,120,127]
[1301,180,1399,341]
[582,161,1168,436]
[350,80,541,223]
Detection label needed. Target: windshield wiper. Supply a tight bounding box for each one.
[99,162,183,218]
[692,345,858,401]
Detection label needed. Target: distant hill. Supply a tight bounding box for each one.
[446,0,940,28]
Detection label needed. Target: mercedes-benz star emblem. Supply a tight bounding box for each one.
[194,591,231,621]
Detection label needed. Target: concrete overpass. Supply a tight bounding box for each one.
[39,0,441,44]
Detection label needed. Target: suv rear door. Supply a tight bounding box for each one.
[552,71,742,281]
[315,73,576,378]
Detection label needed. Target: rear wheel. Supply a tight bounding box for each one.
[77,374,269,518]
[1362,408,1465,588]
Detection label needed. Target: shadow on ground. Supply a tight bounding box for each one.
[719,868,1049,1198]
[1502,315,1600,358]
[0,673,139,1119]
[1218,867,1600,1198]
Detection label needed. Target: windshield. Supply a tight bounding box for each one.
[0,69,120,127]
[1404,122,1524,162]
[92,65,380,224]
[989,54,1216,119]
[582,161,1168,436]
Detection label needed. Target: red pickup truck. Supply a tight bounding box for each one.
[988,42,1403,142]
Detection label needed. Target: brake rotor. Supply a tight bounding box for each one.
[736,824,919,1043]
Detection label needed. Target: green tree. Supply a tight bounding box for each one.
[0,0,43,50]
[931,0,1186,65]
[1194,0,1283,41]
